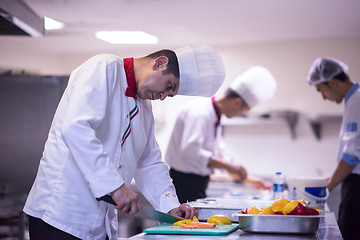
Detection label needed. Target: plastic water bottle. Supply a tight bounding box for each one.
[273,172,285,200]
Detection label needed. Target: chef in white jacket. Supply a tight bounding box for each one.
[165,66,276,203]
[23,45,225,240]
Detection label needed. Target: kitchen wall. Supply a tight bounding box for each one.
[1,37,359,215]
[2,37,359,177]
[151,38,359,217]
[152,38,360,177]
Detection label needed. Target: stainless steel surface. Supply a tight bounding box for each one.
[190,198,274,223]
[195,207,240,223]
[127,212,342,240]
[234,214,321,234]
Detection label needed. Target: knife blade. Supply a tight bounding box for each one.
[135,206,182,224]
[97,195,181,223]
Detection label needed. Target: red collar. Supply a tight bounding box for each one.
[211,96,221,127]
[124,58,136,99]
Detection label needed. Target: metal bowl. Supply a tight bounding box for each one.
[233,213,323,234]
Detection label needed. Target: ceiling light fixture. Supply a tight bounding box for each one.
[95,31,158,44]
[44,16,64,30]
[0,0,44,37]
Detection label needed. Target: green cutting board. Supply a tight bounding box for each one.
[143,223,239,235]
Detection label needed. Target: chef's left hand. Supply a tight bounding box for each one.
[169,203,198,220]
[228,164,247,182]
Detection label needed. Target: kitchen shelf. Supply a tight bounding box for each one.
[222,111,343,141]
[309,115,342,140]
[221,111,299,139]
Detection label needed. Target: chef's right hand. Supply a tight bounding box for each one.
[111,184,142,215]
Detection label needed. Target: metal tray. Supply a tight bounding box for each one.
[233,213,323,234]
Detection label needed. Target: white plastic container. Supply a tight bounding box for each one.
[286,176,329,210]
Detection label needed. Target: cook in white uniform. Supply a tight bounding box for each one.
[23,45,225,240]
[307,58,360,240]
[165,66,277,203]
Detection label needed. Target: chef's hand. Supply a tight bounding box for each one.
[244,176,272,190]
[228,164,247,182]
[111,184,142,216]
[208,157,247,182]
[169,204,198,220]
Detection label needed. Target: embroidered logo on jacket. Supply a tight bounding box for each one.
[164,193,177,198]
[121,104,139,147]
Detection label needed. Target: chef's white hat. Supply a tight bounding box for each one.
[174,45,225,97]
[307,57,349,85]
[230,66,277,107]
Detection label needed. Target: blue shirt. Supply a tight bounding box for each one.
[338,83,360,174]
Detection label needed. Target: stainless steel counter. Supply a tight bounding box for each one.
[127,212,342,240]
[121,180,342,239]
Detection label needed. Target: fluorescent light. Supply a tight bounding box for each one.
[44,16,64,30]
[95,31,158,44]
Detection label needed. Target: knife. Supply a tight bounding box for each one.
[97,195,182,223]
[135,206,182,224]
[97,195,116,205]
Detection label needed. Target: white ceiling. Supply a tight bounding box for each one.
[2,0,360,56]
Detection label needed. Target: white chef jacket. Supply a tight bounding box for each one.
[165,97,231,176]
[337,83,360,175]
[23,54,180,240]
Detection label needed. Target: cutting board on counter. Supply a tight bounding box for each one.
[143,223,239,235]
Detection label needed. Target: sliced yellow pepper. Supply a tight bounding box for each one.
[173,219,192,226]
[192,216,199,222]
[207,215,232,225]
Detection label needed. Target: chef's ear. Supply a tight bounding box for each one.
[327,79,338,89]
[153,56,169,70]
[232,97,243,108]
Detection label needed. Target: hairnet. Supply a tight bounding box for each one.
[307,57,349,85]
